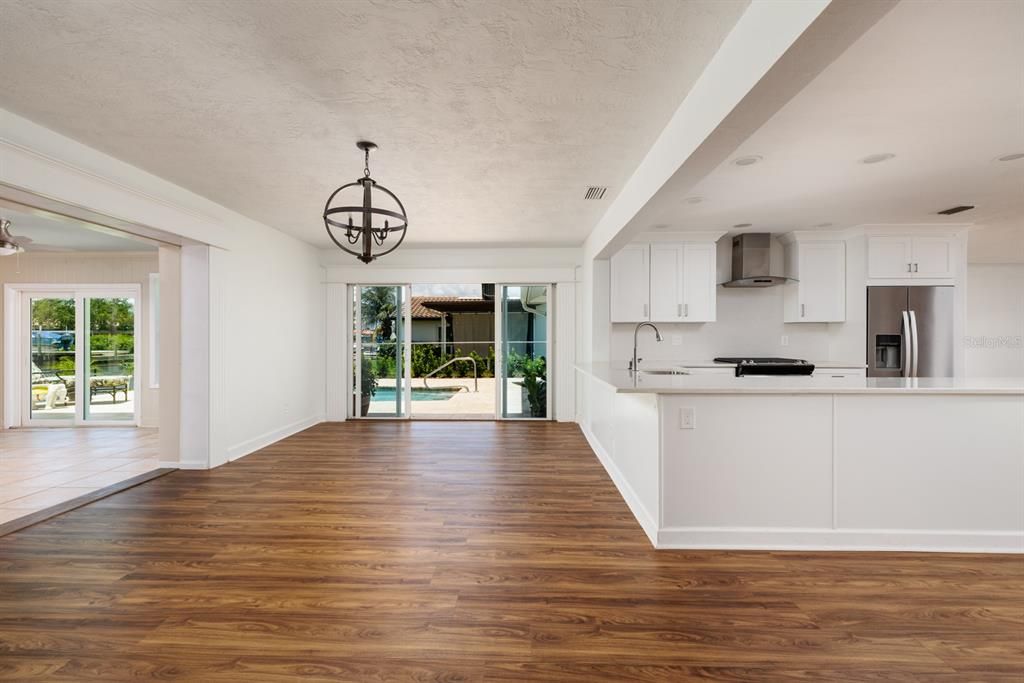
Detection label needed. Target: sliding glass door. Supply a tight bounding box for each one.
[26,294,76,424]
[497,285,551,419]
[353,285,410,418]
[83,296,136,422]
[20,288,139,427]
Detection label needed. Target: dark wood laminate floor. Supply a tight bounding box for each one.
[0,421,1021,681]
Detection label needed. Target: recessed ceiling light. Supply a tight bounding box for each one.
[732,155,763,167]
[997,152,1024,162]
[732,223,752,228]
[860,153,896,164]
[685,196,704,204]
[813,222,833,228]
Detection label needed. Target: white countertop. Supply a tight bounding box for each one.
[577,363,1024,395]
[625,358,866,369]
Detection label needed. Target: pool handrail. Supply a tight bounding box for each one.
[422,356,478,392]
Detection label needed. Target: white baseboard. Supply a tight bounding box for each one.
[226,414,323,463]
[579,422,658,546]
[657,526,1024,554]
[157,460,206,470]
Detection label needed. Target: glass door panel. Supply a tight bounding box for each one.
[499,285,550,419]
[355,285,408,418]
[27,296,76,423]
[83,296,136,422]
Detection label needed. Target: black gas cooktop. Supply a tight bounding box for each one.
[713,357,815,377]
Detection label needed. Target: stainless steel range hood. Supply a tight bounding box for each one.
[721,233,793,288]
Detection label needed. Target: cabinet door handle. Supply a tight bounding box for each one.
[642,303,648,317]
[677,303,682,317]
[800,303,805,318]
[907,262,912,273]
[683,303,688,317]
[913,262,919,273]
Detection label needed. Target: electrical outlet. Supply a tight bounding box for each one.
[671,334,682,346]
[780,335,789,347]
[679,407,696,429]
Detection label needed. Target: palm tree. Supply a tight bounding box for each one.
[361,286,397,340]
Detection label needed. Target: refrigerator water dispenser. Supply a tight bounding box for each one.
[875,334,902,370]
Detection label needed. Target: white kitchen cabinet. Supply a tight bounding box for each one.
[611,241,718,324]
[911,236,955,278]
[645,242,716,323]
[867,236,913,279]
[782,240,846,322]
[610,244,650,322]
[680,243,716,322]
[867,235,956,279]
[650,244,683,322]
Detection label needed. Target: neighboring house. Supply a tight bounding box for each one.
[410,296,495,358]
[410,292,547,360]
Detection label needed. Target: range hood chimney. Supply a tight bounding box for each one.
[721,233,792,288]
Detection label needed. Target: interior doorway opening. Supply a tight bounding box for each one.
[0,200,172,530]
[352,283,552,420]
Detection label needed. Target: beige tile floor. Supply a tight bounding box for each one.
[0,427,159,525]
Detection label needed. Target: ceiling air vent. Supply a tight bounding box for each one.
[937,205,974,215]
[584,186,608,200]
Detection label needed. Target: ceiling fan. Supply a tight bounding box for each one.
[0,218,33,255]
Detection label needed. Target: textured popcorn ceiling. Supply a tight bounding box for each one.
[0,0,748,248]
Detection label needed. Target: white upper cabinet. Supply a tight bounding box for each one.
[868,235,956,279]
[650,243,684,322]
[610,244,650,322]
[783,239,846,323]
[680,243,716,322]
[611,240,718,324]
[910,236,955,278]
[867,236,913,278]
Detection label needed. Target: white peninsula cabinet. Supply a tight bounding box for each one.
[610,240,718,323]
[867,234,957,280]
[780,235,846,323]
[574,363,1024,553]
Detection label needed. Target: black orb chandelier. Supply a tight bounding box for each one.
[323,141,408,263]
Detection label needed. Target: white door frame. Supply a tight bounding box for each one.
[350,283,412,420]
[496,283,554,421]
[4,282,142,428]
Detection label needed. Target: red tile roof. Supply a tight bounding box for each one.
[411,296,494,318]
[411,296,450,319]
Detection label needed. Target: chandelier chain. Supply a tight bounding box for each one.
[363,148,371,178]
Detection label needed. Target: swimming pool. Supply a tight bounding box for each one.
[372,387,461,402]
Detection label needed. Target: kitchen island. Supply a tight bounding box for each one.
[575,363,1024,553]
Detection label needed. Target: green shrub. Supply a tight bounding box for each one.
[89,333,134,352]
[407,344,496,378]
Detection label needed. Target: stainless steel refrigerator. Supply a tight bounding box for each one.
[867,286,954,377]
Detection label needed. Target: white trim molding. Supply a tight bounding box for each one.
[656,527,1023,554]
[227,413,324,462]
[580,422,658,545]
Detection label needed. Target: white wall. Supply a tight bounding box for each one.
[965,264,1024,377]
[1,110,326,467]
[216,237,325,462]
[0,251,160,426]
